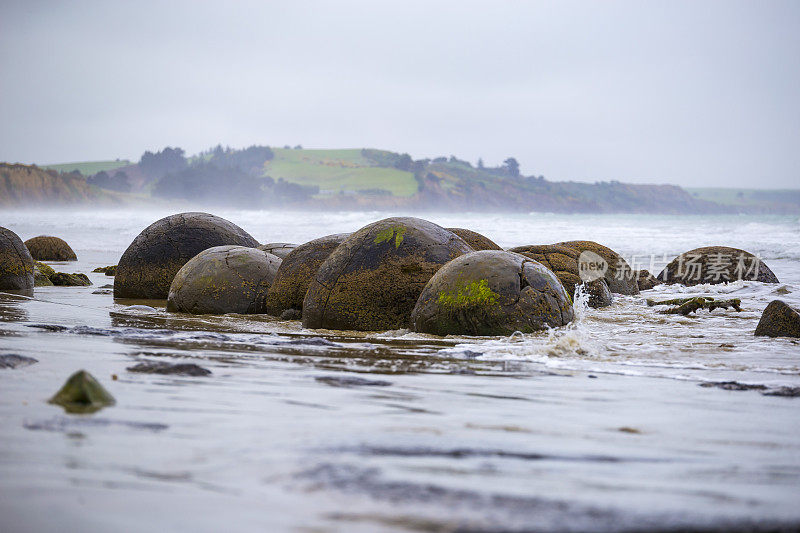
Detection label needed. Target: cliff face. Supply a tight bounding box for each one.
[0,163,120,206]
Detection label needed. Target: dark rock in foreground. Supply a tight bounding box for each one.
[48,370,116,414]
[127,360,211,376]
[446,228,502,251]
[303,217,471,331]
[755,300,800,338]
[24,235,77,261]
[658,246,778,285]
[0,226,35,292]
[0,354,38,369]
[114,212,259,299]
[412,250,574,336]
[51,272,92,286]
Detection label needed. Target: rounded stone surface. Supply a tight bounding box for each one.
[636,269,660,291]
[658,246,778,286]
[24,235,77,261]
[264,233,350,317]
[0,226,35,292]
[445,228,502,251]
[302,217,472,331]
[257,242,297,259]
[167,246,281,314]
[114,212,259,299]
[754,300,800,338]
[554,240,639,295]
[411,250,574,336]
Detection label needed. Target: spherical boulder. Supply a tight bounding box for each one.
[257,242,296,259]
[114,212,259,299]
[167,246,281,314]
[24,235,77,261]
[264,233,350,318]
[658,246,778,286]
[302,217,472,331]
[0,226,35,292]
[754,300,800,338]
[412,250,574,336]
[555,240,639,295]
[445,228,502,251]
[508,244,612,308]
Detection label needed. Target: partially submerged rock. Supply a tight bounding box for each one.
[33,261,54,287]
[303,217,471,331]
[755,300,800,338]
[24,235,77,261]
[51,272,92,286]
[167,245,281,314]
[554,240,639,295]
[412,250,574,336]
[658,246,779,285]
[48,370,116,414]
[114,212,259,299]
[0,226,35,292]
[0,354,38,369]
[445,228,502,251]
[127,360,211,376]
[647,296,741,316]
[257,242,297,259]
[635,269,660,291]
[264,233,350,317]
[92,265,116,276]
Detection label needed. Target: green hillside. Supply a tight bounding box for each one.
[264,148,418,197]
[687,187,800,213]
[42,160,130,176]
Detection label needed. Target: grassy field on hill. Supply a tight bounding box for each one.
[687,187,800,211]
[42,160,130,175]
[264,148,418,197]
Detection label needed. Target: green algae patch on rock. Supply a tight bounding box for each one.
[303,217,472,331]
[114,212,259,300]
[48,370,116,414]
[412,250,575,336]
[658,246,779,286]
[446,228,503,251]
[167,246,281,314]
[0,226,35,293]
[24,235,77,261]
[92,265,117,276]
[33,262,54,287]
[264,233,350,317]
[257,243,296,259]
[755,300,800,338]
[554,240,639,295]
[51,272,92,286]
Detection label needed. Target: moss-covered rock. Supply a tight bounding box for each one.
[553,240,639,295]
[48,370,115,414]
[303,217,471,331]
[24,235,77,261]
[114,212,259,299]
[257,242,296,259]
[658,246,779,286]
[0,226,34,293]
[33,261,54,287]
[167,246,281,314]
[636,269,660,291]
[445,228,502,251]
[755,300,800,338]
[411,250,574,336]
[92,265,116,276]
[51,272,92,286]
[264,233,350,317]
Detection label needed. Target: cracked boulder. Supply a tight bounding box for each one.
[303,217,472,331]
[445,228,502,251]
[265,233,350,318]
[0,226,35,293]
[114,212,259,299]
[658,246,779,286]
[167,246,281,314]
[257,242,297,259]
[412,250,574,336]
[24,235,77,261]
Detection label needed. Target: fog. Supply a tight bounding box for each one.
[1,0,798,188]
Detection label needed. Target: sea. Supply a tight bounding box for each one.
[1,208,799,532]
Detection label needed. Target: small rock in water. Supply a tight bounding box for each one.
[26,324,68,332]
[280,308,302,320]
[315,376,392,387]
[125,305,157,312]
[92,289,113,295]
[50,272,92,286]
[127,361,211,376]
[699,381,767,391]
[762,386,800,398]
[287,337,338,347]
[755,300,800,338]
[48,370,116,414]
[0,354,38,369]
[100,284,114,289]
[461,350,483,359]
[92,265,116,276]
[617,427,641,434]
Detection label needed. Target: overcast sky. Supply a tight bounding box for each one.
[1,1,798,188]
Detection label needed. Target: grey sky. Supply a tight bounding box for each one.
[1,0,798,188]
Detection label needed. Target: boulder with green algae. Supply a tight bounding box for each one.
[755,300,800,338]
[48,370,116,414]
[114,212,259,300]
[303,217,472,331]
[647,296,741,315]
[412,250,574,336]
[33,261,54,287]
[257,243,296,259]
[445,228,502,251]
[658,246,779,286]
[264,233,350,318]
[0,226,35,293]
[554,240,639,295]
[50,272,92,286]
[92,265,116,276]
[24,235,77,261]
[508,244,612,308]
[167,246,281,314]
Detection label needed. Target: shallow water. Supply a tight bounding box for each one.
[1,209,799,532]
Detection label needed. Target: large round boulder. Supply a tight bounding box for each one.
[445,228,502,251]
[508,244,612,307]
[167,246,281,314]
[24,235,77,261]
[658,246,778,286]
[257,242,296,259]
[754,300,800,338]
[264,233,350,319]
[412,251,574,336]
[302,217,472,331]
[114,212,259,299]
[0,226,35,292]
[554,240,639,295]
